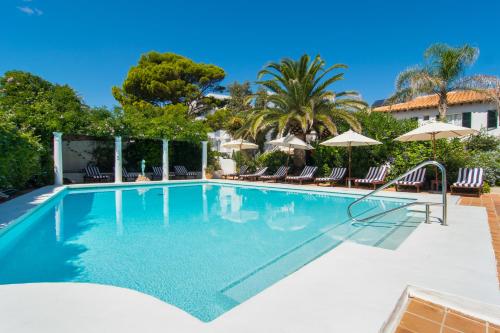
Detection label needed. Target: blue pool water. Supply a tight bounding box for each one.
[0,183,419,321]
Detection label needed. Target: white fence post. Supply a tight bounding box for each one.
[115,136,122,183]
[53,132,63,186]
[162,139,169,181]
[202,141,208,180]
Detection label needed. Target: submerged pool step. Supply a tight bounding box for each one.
[219,222,367,303]
[219,210,422,304]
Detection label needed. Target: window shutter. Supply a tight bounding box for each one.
[487,110,498,129]
[462,112,471,128]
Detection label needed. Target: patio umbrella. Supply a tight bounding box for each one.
[320,129,381,181]
[222,139,259,170]
[268,135,314,172]
[221,139,259,151]
[395,121,478,186]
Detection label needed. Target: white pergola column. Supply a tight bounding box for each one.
[53,132,63,186]
[201,141,208,180]
[115,136,122,183]
[162,139,169,181]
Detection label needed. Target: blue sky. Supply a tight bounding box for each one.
[1,0,499,108]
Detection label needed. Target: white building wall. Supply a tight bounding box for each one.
[389,102,499,136]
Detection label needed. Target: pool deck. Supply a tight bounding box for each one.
[0,180,499,333]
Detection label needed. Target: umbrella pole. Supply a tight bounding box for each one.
[432,133,439,191]
[348,143,352,188]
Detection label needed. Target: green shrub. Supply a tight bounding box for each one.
[256,151,289,173]
[465,130,500,152]
[467,148,500,186]
[0,123,43,189]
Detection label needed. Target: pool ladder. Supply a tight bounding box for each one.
[347,161,448,226]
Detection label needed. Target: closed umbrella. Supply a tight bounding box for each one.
[268,135,314,172]
[395,121,478,187]
[320,130,382,185]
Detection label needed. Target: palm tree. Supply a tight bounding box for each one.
[237,54,366,150]
[388,43,491,120]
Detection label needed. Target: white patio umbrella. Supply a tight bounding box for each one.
[395,121,478,160]
[221,139,259,150]
[395,121,478,186]
[222,139,258,170]
[320,129,382,180]
[268,135,314,171]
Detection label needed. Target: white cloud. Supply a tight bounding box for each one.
[17,6,43,16]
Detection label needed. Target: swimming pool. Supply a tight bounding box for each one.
[0,182,419,322]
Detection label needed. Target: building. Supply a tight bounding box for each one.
[372,90,499,136]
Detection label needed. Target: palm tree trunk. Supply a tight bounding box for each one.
[437,92,448,121]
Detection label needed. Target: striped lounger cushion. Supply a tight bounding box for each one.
[260,166,289,180]
[396,168,426,186]
[316,167,347,182]
[453,168,484,188]
[355,167,387,183]
[174,166,199,177]
[85,166,108,179]
[240,167,268,178]
[152,166,163,177]
[286,166,318,180]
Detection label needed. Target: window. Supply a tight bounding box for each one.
[446,114,462,126]
[462,112,471,128]
[487,110,498,129]
[410,117,419,122]
[423,115,430,121]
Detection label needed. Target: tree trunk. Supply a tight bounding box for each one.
[292,133,307,168]
[437,92,448,121]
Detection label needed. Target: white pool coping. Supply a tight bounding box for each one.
[0,180,498,333]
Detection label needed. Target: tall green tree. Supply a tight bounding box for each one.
[206,81,253,134]
[237,54,366,144]
[388,43,493,120]
[112,52,225,117]
[0,70,116,141]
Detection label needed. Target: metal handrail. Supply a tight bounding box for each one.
[347,160,447,226]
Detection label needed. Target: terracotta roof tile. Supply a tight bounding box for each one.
[373,90,493,113]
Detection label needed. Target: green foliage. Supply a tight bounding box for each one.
[388,43,490,119]
[112,52,225,117]
[0,122,43,188]
[0,70,103,141]
[465,130,500,152]
[225,81,252,113]
[311,144,343,177]
[238,54,366,142]
[256,151,289,173]
[91,141,115,172]
[123,140,162,171]
[467,148,500,186]
[350,111,419,178]
[122,103,209,142]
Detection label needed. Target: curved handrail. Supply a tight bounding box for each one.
[347,161,447,226]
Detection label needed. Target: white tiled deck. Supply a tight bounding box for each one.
[0,181,498,333]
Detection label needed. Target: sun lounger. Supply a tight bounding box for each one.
[174,165,199,179]
[314,167,347,186]
[222,165,249,180]
[260,166,290,182]
[354,166,388,189]
[395,168,426,192]
[451,168,484,197]
[285,166,318,184]
[0,188,17,200]
[84,165,110,183]
[122,168,139,182]
[239,167,268,181]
